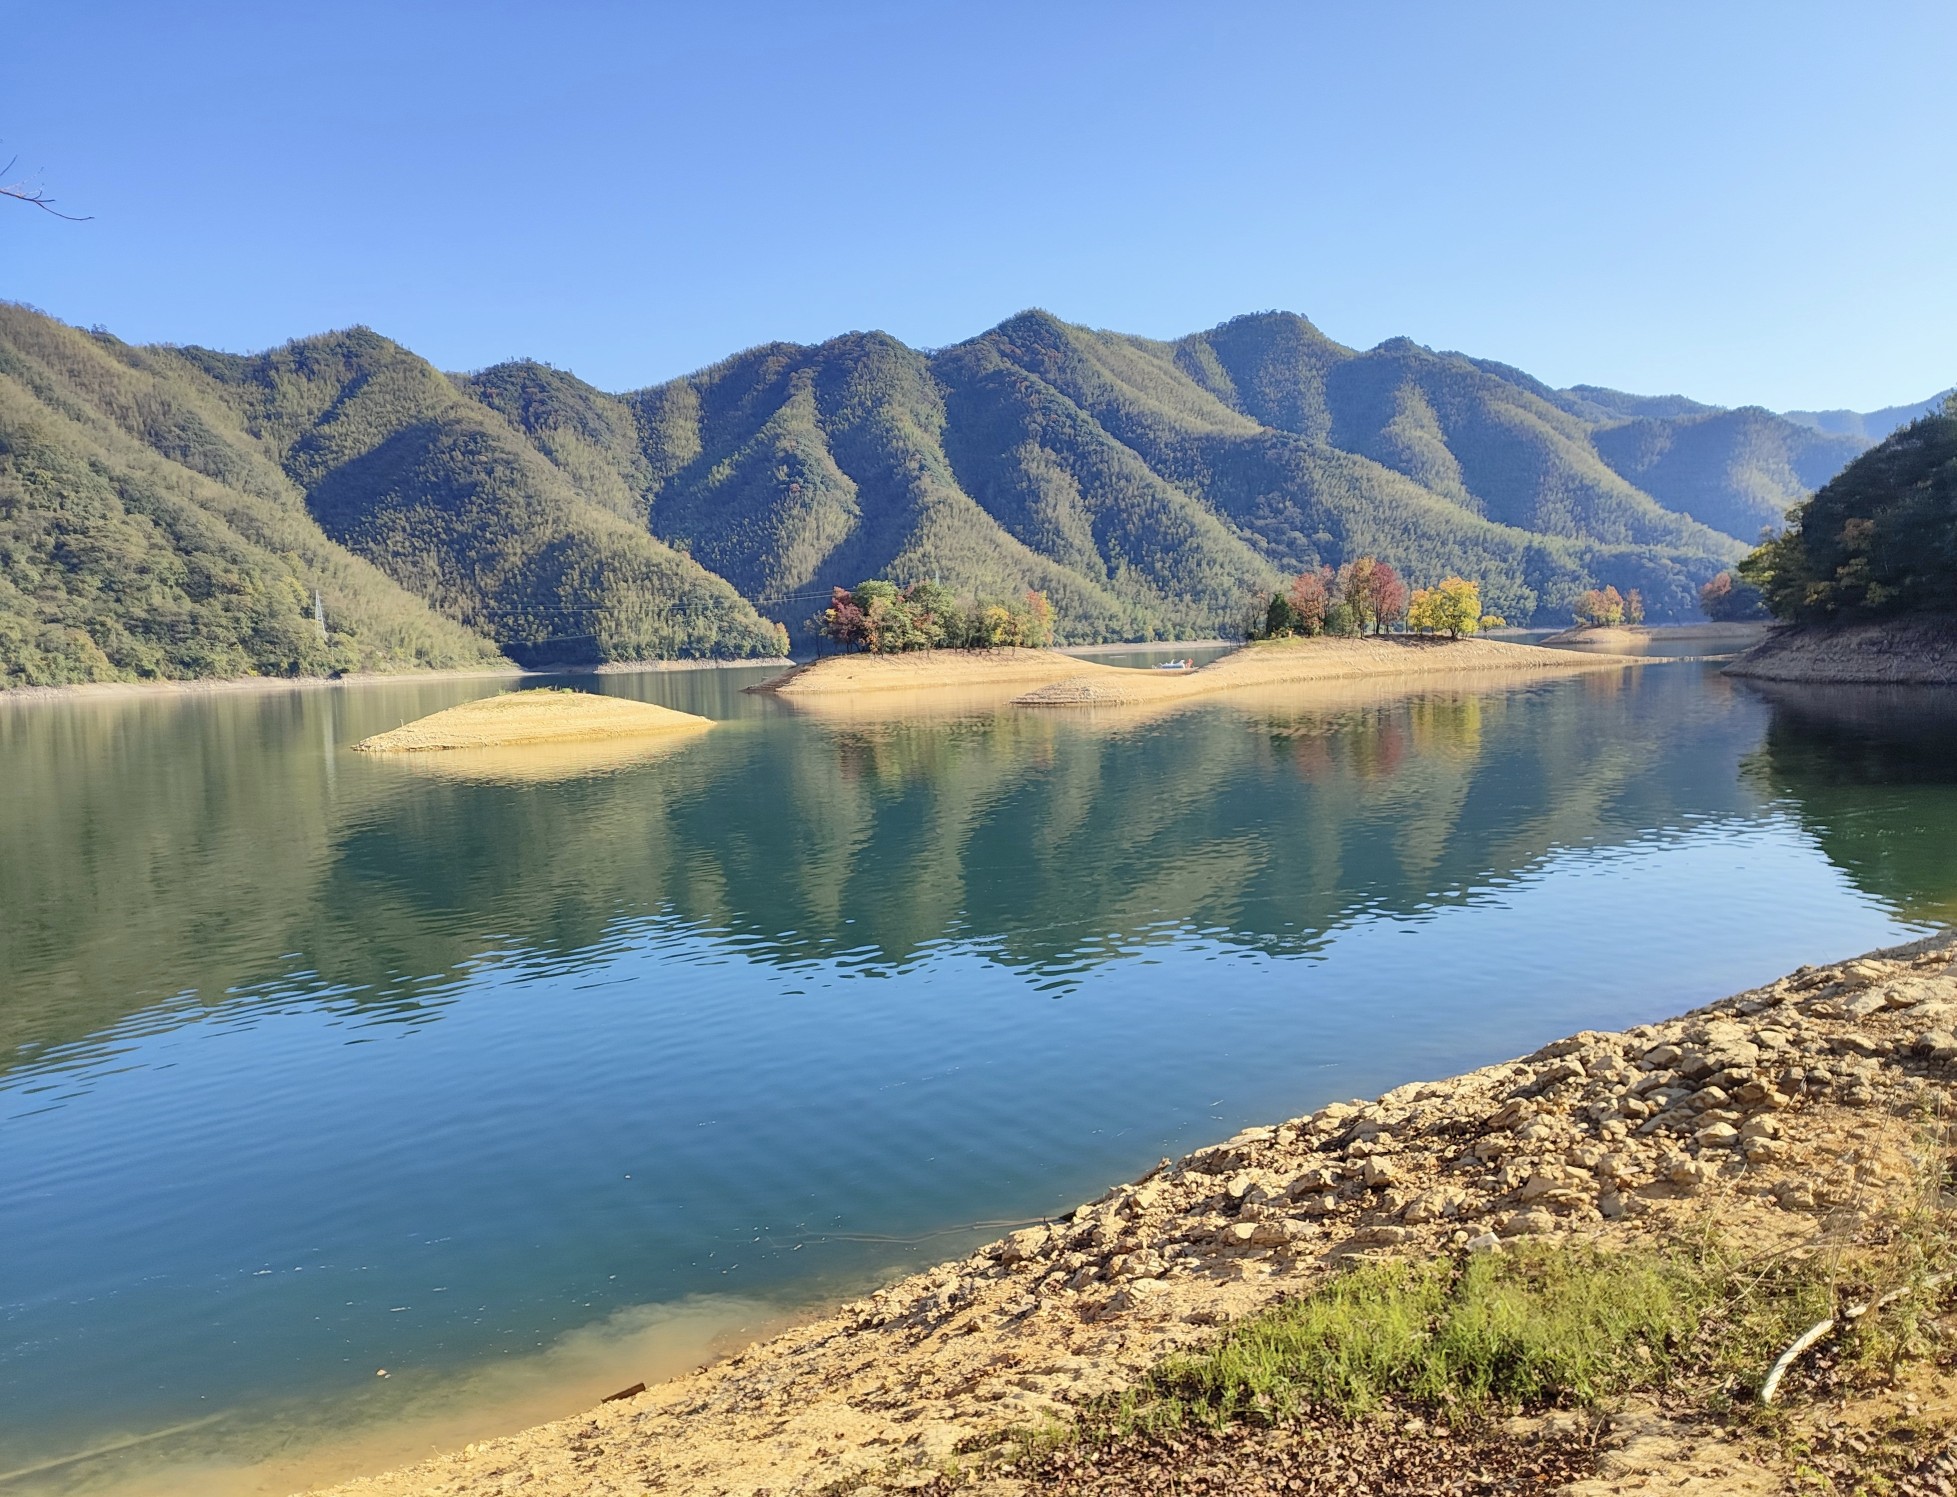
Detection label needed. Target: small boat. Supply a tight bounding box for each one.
[1153,657,1194,671]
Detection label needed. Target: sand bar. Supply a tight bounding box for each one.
[749,647,1094,696]
[1012,634,1643,706]
[352,689,714,753]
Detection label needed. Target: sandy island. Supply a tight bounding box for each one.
[1539,622,1770,653]
[749,647,1099,696]
[352,689,714,753]
[299,933,1957,1497]
[750,637,1645,710]
[1011,635,1643,706]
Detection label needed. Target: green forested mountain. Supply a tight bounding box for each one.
[0,308,504,685]
[0,300,1914,686]
[1590,406,1866,545]
[1740,398,1957,621]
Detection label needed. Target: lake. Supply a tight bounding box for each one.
[3,658,1953,1494]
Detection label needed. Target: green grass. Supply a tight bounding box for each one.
[1112,1240,1842,1435]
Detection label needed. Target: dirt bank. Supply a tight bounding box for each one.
[748,648,1095,696]
[1012,635,1642,706]
[352,689,714,752]
[0,657,792,707]
[1540,622,1770,651]
[1725,616,1957,685]
[309,932,1957,1497]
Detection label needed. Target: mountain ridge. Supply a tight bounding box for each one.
[2,300,1933,687]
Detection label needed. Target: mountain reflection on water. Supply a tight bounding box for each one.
[1739,681,1957,923]
[0,661,1949,1493]
[2,665,1819,1070]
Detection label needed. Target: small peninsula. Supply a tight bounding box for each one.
[1727,397,1957,683]
[1012,635,1641,706]
[352,688,713,753]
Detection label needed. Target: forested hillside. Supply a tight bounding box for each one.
[1740,398,1957,621]
[0,300,1916,687]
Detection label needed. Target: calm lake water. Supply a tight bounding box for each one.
[3,657,1954,1493]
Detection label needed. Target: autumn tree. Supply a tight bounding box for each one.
[1406,576,1483,638]
[824,579,1053,652]
[1339,557,1379,634]
[1356,560,1409,635]
[1698,571,1767,621]
[1286,567,1332,635]
[1571,585,1627,628]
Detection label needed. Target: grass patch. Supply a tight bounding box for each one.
[1114,1240,1839,1435]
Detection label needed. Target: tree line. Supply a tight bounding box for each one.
[819,580,1056,653]
[1250,558,1505,641]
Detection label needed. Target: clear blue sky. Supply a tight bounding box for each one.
[5,2,1951,409]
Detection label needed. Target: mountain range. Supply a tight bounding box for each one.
[0,300,1928,686]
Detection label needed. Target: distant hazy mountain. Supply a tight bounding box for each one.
[1779,391,1954,442]
[0,301,1918,687]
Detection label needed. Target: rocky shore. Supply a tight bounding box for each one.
[315,934,1957,1497]
[1726,616,1957,684]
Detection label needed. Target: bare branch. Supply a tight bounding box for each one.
[1,158,92,220]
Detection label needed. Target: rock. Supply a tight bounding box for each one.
[1249,1219,1309,1247]
[1534,1060,1587,1090]
[1519,1170,1571,1201]
[1837,991,1890,1021]
[1098,1280,1168,1317]
[1288,1165,1342,1195]
[1344,1224,1409,1250]
[1666,1157,1715,1192]
[996,1228,1049,1266]
[1772,1178,1815,1210]
[1642,1044,1682,1068]
[1401,1188,1467,1224]
[1742,1138,1786,1165]
[1500,1209,1558,1237]
[1693,1122,1740,1149]
[1464,1230,1502,1254]
[1915,1029,1957,1063]
[1358,1157,1398,1189]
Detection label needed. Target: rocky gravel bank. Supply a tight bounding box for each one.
[317,933,1957,1497]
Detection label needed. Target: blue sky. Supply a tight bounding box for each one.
[5,2,1951,409]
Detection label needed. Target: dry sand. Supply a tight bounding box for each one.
[1011,635,1642,706]
[351,689,714,753]
[1540,622,1770,651]
[751,637,1643,711]
[302,933,1957,1497]
[749,648,1096,696]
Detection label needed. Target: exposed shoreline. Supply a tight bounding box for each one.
[352,691,715,753]
[1012,635,1643,706]
[1725,615,1957,685]
[304,932,1957,1496]
[754,636,1645,706]
[1539,622,1770,650]
[0,657,795,707]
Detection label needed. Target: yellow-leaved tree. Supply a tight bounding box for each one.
[1407,577,1483,639]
